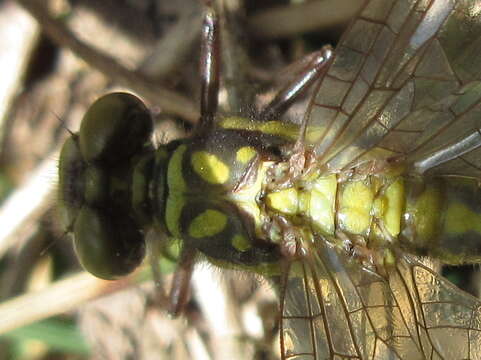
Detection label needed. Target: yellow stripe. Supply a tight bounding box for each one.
[167,145,187,192]
[189,209,228,238]
[232,234,251,251]
[236,146,256,164]
[220,116,323,143]
[165,195,185,238]
[191,151,229,184]
[165,144,187,237]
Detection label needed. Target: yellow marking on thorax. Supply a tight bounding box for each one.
[236,146,256,164]
[232,234,251,251]
[167,145,187,192]
[220,117,298,139]
[220,116,324,144]
[188,209,227,238]
[165,145,188,237]
[228,162,271,238]
[165,196,185,238]
[191,151,229,184]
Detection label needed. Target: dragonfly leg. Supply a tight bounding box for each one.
[259,46,333,121]
[264,146,316,190]
[339,159,394,182]
[264,214,306,259]
[168,246,197,317]
[334,230,394,276]
[198,2,220,130]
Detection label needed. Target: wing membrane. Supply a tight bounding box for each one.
[391,256,481,359]
[280,239,481,359]
[406,81,481,176]
[304,0,481,174]
[280,0,481,358]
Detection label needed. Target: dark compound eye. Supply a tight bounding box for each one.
[58,93,154,279]
[78,92,153,165]
[73,206,146,280]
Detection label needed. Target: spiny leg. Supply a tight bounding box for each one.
[260,46,333,121]
[198,1,220,131]
[168,246,198,317]
[147,230,170,307]
[270,47,334,183]
[166,2,220,317]
[198,3,334,126]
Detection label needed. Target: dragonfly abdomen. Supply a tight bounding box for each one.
[264,171,404,248]
[265,167,481,265]
[400,176,481,265]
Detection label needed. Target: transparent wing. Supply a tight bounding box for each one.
[280,239,481,359]
[304,0,481,175]
[405,80,481,177]
[279,0,481,358]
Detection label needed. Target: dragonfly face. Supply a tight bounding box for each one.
[58,93,153,279]
[58,0,481,359]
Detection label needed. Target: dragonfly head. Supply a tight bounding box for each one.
[58,93,154,280]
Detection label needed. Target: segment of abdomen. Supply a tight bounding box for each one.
[263,167,481,265]
[400,176,481,265]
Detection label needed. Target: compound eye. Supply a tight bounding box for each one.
[73,206,146,280]
[79,92,153,165]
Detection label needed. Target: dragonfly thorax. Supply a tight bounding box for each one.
[155,125,290,268]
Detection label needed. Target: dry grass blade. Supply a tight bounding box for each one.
[15,0,199,123]
[0,271,134,334]
[248,0,362,39]
[0,152,58,258]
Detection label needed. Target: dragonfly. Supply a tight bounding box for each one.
[57,0,481,359]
